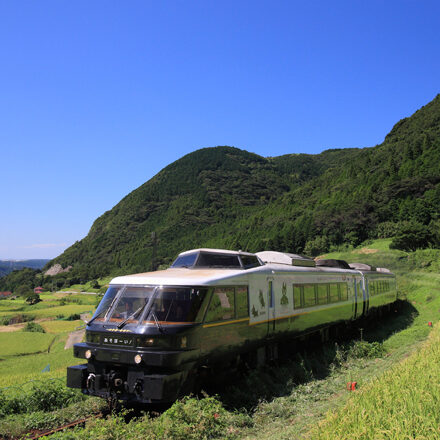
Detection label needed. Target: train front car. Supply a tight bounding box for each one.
[66,249,257,404]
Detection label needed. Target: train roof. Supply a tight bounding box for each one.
[109,249,394,286]
[110,267,248,286]
[256,251,315,267]
[349,262,376,271]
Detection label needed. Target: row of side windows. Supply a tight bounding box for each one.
[293,283,349,309]
[204,286,249,323]
[369,280,392,296]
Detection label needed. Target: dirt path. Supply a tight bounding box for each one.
[64,329,85,349]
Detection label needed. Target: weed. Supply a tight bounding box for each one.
[347,340,386,360]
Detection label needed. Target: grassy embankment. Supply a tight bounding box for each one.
[1,240,440,439]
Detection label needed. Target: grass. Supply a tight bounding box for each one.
[0,304,93,320]
[309,323,440,439]
[41,319,83,334]
[0,337,78,387]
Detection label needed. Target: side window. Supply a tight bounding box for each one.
[340,283,348,301]
[317,284,328,305]
[205,287,235,322]
[293,285,302,309]
[329,284,339,302]
[304,284,316,308]
[236,286,248,318]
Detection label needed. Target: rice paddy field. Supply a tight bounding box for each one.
[0,290,96,388]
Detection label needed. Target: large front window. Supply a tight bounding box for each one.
[90,285,207,325]
[143,287,207,323]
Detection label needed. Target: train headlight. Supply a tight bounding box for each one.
[85,349,92,359]
[134,354,142,364]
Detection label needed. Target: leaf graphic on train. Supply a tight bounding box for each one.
[281,282,289,306]
[251,305,259,317]
[259,290,265,307]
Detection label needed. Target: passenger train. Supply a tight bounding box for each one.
[67,248,397,403]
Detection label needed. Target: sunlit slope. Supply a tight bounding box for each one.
[308,322,440,439]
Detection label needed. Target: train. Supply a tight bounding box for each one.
[67,248,397,403]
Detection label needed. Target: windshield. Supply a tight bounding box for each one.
[143,287,207,324]
[108,286,155,324]
[90,285,207,325]
[90,286,123,323]
[171,252,198,268]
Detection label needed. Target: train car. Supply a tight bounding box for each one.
[67,248,397,403]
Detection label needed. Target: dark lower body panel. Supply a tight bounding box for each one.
[67,363,188,403]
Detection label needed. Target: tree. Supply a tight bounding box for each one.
[390,222,433,251]
[304,236,330,257]
[26,293,41,305]
[15,285,33,297]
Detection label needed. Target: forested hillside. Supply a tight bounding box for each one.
[0,260,49,279]
[1,94,439,292]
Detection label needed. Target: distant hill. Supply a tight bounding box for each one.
[0,260,50,278]
[1,94,440,291]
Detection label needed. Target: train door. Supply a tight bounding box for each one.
[352,277,358,319]
[363,277,370,316]
[267,277,275,334]
[359,278,366,316]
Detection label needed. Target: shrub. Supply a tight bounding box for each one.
[23,322,46,333]
[0,379,86,418]
[66,313,81,321]
[26,293,41,305]
[156,395,231,439]
[348,340,386,359]
[90,280,100,289]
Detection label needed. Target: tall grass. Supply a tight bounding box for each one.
[309,323,440,439]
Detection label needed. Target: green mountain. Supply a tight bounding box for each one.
[2,94,440,291]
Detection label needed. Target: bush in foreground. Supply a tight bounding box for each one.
[48,396,251,440]
[0,379,85,417]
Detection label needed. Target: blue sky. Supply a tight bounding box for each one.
[1,0,439,259]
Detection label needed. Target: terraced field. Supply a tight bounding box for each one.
[0,291,97,387]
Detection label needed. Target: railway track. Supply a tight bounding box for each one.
[15,413,103,440]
